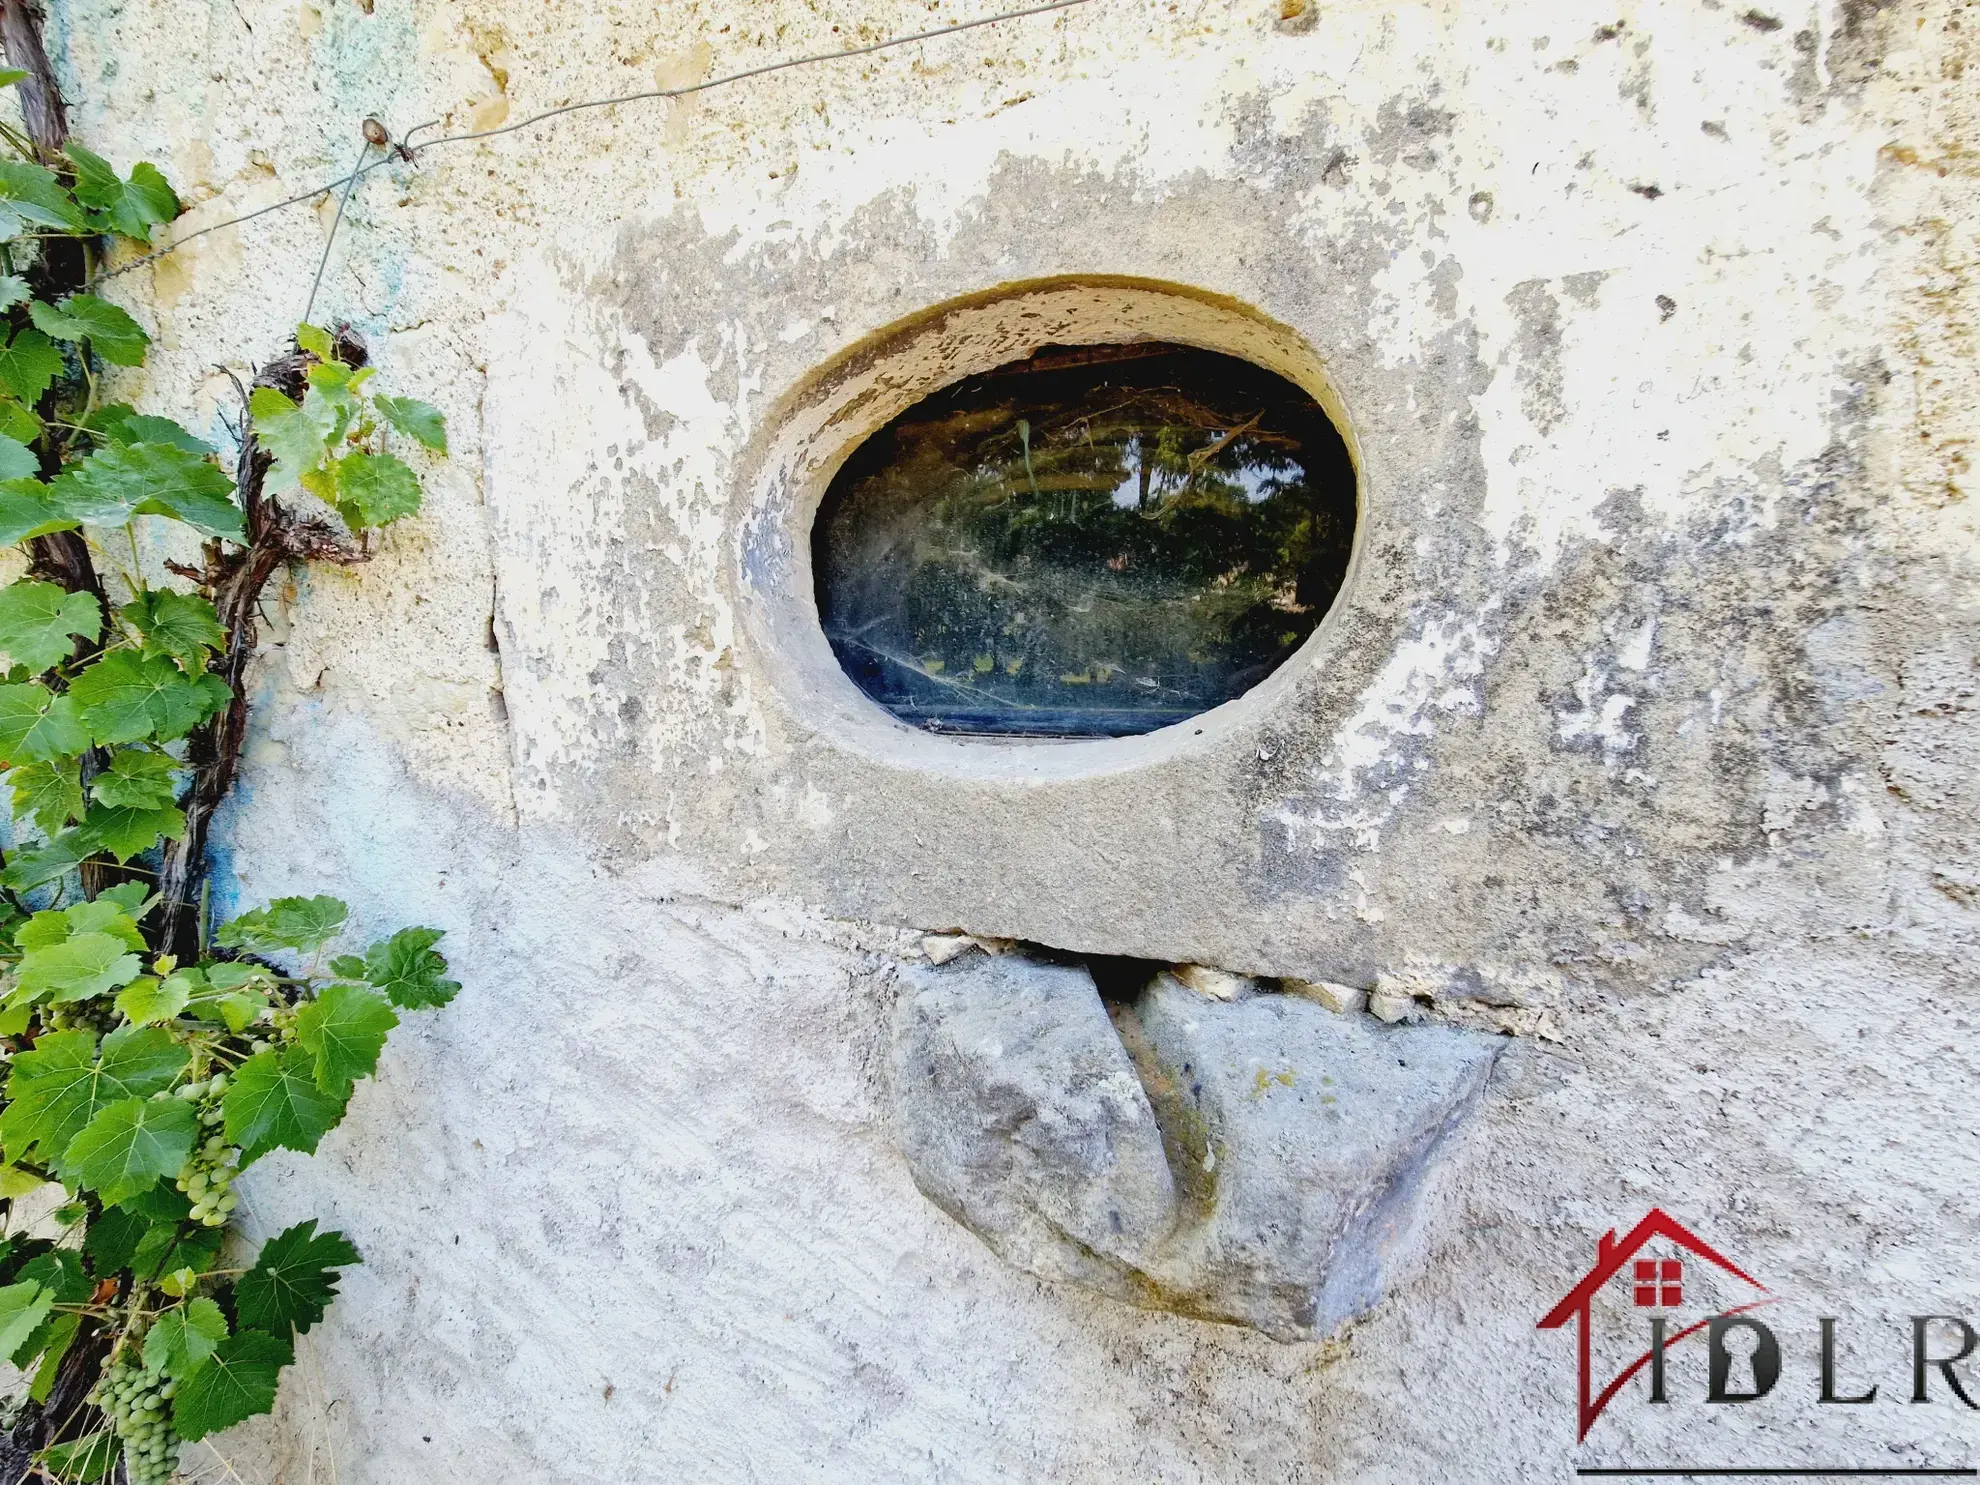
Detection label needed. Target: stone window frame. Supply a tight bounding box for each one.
[733,276,1370,783]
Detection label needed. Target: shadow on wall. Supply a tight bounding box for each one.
[888,943,1500,1341]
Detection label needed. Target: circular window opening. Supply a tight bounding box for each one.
[811,342,1357,738]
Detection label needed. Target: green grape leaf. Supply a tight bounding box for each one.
[217,895,347,952]
[180,965,270,1033]
[0,1026,187,1164]
[25,1310,77,1402]
[294,981,396,1095]
[9,1317,66,1385]
[0,1279,51,1361]
[26,302,74,340]
[371,395,447,453]
[130,1213,218,1283]
[328,955,366,980]
[82,402,136,437]
[90,408,212,454]
[28,296,149,367]
[0,1032,96,1162]
[11,1255,89,1382]
[0,160,85,230]
[234,1220,361,1337]
[113,973,188,1025]
[119,1181,193,1227]
[99,1024,189,1088]
[5,757,83,833]
[56,1095,196,1204]
[81,1203,149,1275]
[204,962,276,992]
[18,932,142,1003]
[170,1328,292,1441]
[59,897,148,950]
[0,433,35,480]
[133,965,203,1017]
[122,414,208,451]
[0,327,62,403]
[122,588,224,664]
[198,993,262,1033]
[359,926,458,1008]
[298,453,338,506]
[223,1047,348,1164]
[71,650,230,744]
[304,357,357,404]
[96,881,153,916]
[333,450,421,529]
[18,907,77,950]
[0,70,23,89]
[80,801,186,862]
[48,441,243,539]
[298,360,369,449]
[294,322,334,359]
[0,580,102,670]
[248,386,330,491]
[15,1248,90,1305]
[38,1428,116,1482]
[0,683,88,763]
[64,145,177,243]
[0,395,41,443]
[88,747,182,810]
[142,1295,228,1379]
[0,275,26,312]
[0,827,91,891]
[0,478,76,546]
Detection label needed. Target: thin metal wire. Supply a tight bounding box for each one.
[91,128,433,283]
[301,138,370,324]
[95,0,1097,284]
[404,0,1092,151]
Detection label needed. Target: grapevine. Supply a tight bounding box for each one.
[0,59,461,1485]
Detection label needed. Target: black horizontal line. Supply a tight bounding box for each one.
[1576,1471,1975,1479]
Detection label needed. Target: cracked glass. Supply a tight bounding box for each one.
[813,342,1357,738]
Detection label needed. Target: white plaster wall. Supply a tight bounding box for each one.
[25,0,1980,1478]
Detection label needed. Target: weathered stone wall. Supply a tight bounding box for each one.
[29,0,1979,1477]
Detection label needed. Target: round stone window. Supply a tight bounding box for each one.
[811,342,1357,738]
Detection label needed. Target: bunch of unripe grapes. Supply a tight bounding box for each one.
[45,1002,114,1034]
[172,1074,239,1226]
[89,1356,179,1484]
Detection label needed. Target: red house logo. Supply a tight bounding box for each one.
[1536,1208,1772,1440]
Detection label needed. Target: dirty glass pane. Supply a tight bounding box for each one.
[813,343,1357,738]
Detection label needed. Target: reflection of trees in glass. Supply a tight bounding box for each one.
[815,344,1356,737]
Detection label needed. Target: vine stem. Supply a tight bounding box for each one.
[0,0,66,160]
[154,334,372,960]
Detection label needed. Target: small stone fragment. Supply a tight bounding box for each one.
[1367,989,1420,1024]
[921,933,978,965]
[1284,978,1366,1014]
[1128,977,1501,1337]
[889,955,1178,1286]
[1374,965,1446,1002]
[1172,964,1254,1000]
